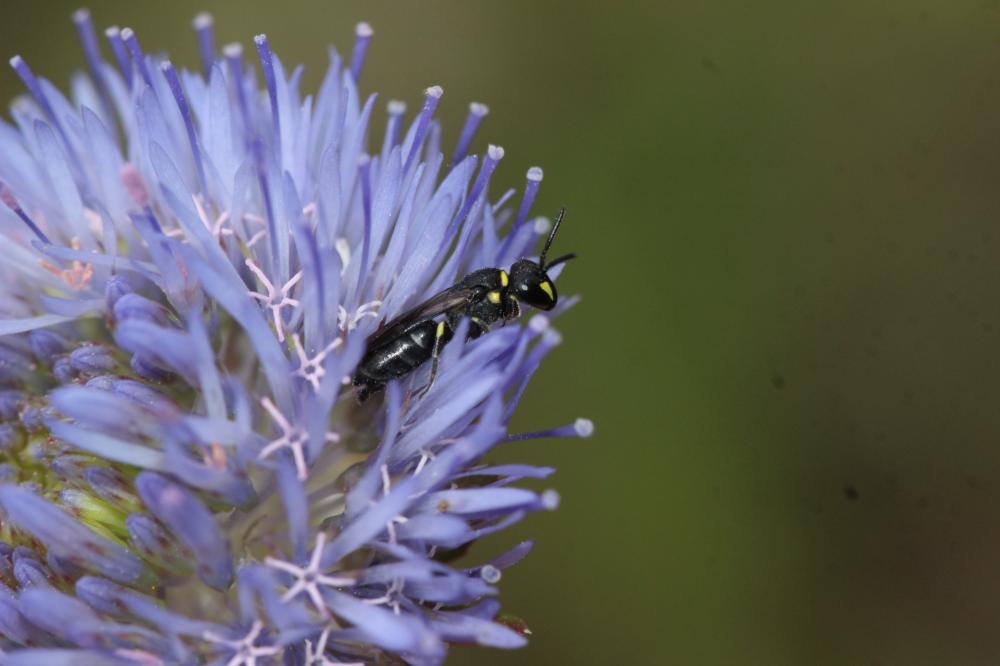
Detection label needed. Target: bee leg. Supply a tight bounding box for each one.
[416,321,452,399]
[467,316,491,340]
[353,374,380,403]
[507,299,520,322]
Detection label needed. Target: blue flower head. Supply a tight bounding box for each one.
[0,9,592,665]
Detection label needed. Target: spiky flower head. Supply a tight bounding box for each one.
[0,9,591,665]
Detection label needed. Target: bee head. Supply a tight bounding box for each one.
[510,259,558,310]
[509,207,575,311]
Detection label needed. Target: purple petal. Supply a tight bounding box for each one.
[187,312,226,420]
[0,390,23,420]
[451,102,489,165]
[486,540,534,571]
[47,419,167,471]
[75,576,131,617]
[402,85,443,174]
[103,275,134,311]
[454,464,556,481]
[161,433,255,506]
[236,565,311,630]
[0,591,36,645]
[75,575,217,638]
[324,589,441,656]
[0,650,138,666]
[134,472,233,589]
[27,329,67,361]
[0,425,20,450]
[428,610,527,649]
[38,295,104,317]
[321,473,419,568]
[400,572,494,605]
[415,488,541,517]
[395,513,472,548]
[102,377,178,416]
[49,385,158,439]
[275,459,308,560]
[13,557,53,589]
[68,345,116,374]
[181,248,292,410]
[114,320,199,383]
[0,485,148,584]
[124,513,189,569]
[85,467,140,512]
[129,354,174,382]
[0,314,79,337]
[112,293,171,325]
[17,588,99,646]
[345,381,403,519]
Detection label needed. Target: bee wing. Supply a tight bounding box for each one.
[365,285,478,350]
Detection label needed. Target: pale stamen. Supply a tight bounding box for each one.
[337,300,382,332]
[291,333,343,393]
[203,620,280,666]
[304,627,363,666]
[41,238,93,291]
[265,532,355,617]
[245,258,302,342]
[258,397,338,480]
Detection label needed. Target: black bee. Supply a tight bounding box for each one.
[353,208,576,401]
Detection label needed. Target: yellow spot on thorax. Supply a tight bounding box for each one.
[487,290,501,304]
[539,281,555,300]
[499,270,509,287]
[436,321,446,337]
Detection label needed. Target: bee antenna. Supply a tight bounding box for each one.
[544,252,577,271]
[539,206,566,266]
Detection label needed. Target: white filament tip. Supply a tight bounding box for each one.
[527,166,544,182]
[193,12,213,29]
[480,564,501,584]
[542,329,563,346]
[425,85,444,99]
[574,418,595,438]
[528,315,550,333]
[470,102,489,116]
[356,22,374,37]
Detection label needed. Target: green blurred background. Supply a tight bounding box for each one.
[6,1,1000,664]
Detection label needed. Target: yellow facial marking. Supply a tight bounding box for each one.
[539,281,555,300]
[436,321,446,337]
[487,290,501,304]
[499,270,509,287]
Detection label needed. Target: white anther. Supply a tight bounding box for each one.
[202,621,280,666]
[245,258,301,342]
[291,333,343,393]
[265,532,355,617]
